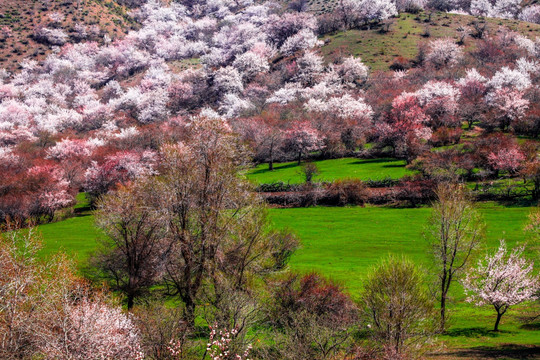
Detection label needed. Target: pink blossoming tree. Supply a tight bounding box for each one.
[283,121,325,164]
[487,147,526,174]
[462,240,539,331]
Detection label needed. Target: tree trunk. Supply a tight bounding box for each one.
[533,179,540,201]
[439,270,449,332]
[127,293,134,310]
[269,142,274,171]
[297,151,302,165]
[184,298,196,328]
[440,294,446,332]
[494,311,503,332]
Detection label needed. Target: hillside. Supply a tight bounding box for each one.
[0,0,136,71]
[321,11,540,70]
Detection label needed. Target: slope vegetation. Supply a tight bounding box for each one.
[321,11,540,70]
[0,0,135,71]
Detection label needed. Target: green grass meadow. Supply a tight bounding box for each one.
[268,205,540,349]
[38,214,100,261]
[247,157,413,184]
[37,202,540,351]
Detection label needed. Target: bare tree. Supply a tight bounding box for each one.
[426,183,484,332]
[203,206,297,333]
[92,180,168,310]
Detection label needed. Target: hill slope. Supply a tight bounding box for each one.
[0,0,136,72]
[320,11,540,71]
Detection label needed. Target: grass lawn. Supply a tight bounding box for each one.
[37,202,540,352]
[268,204,540,350]
[38,213,100,261]
[246,157,413,184]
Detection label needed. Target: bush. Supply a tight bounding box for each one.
[33,26,68,45]
[317,13,343,35]
[300,162,319,184]
[134,302,193,360]
[262,187,323,207]
[256,182,296,193]
[365,177,399,188]
[362,256,435,356]
[325,179,368,206]
[429,127,463,147]
[266,273,358,360]
[260,177,437,208]
[393,177,436,207]
[389,56,410,71]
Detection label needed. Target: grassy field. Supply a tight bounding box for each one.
[37,202,540,353]
[268,205,540,350]
[246,157,413,184]
[38,213,100,261]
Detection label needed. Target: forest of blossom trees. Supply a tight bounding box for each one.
[4,0,540,220]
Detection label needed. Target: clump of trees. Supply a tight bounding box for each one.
[266,273,358,359]
[91,116,298,328]
[0,226,143,359]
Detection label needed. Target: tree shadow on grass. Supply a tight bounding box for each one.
[432,345,540,359]
[249,162,298,175]
[73,212,92,218]
[382,163,407,168]
[351,158,400,165]
[495,199,539,208]
[73,204,93,217]
[445,327,505,338]
[74,206,92,214]
[520,322,540,331]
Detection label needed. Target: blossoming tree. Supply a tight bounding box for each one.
[462,240,539,331]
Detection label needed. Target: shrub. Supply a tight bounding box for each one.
[389,56,410,71]
[393,177,436,207]
[134,302,192,360]
[256,182,296,193]
[429,127,463,147]
[300,162,319,184]
[33,26,68,45]
[325,179,368,206]
[365,177,399,188]
[267,273,358,359]
[362,256,435,356]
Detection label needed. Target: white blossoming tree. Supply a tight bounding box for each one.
[462,240,539,331]
[425,38,463,69]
